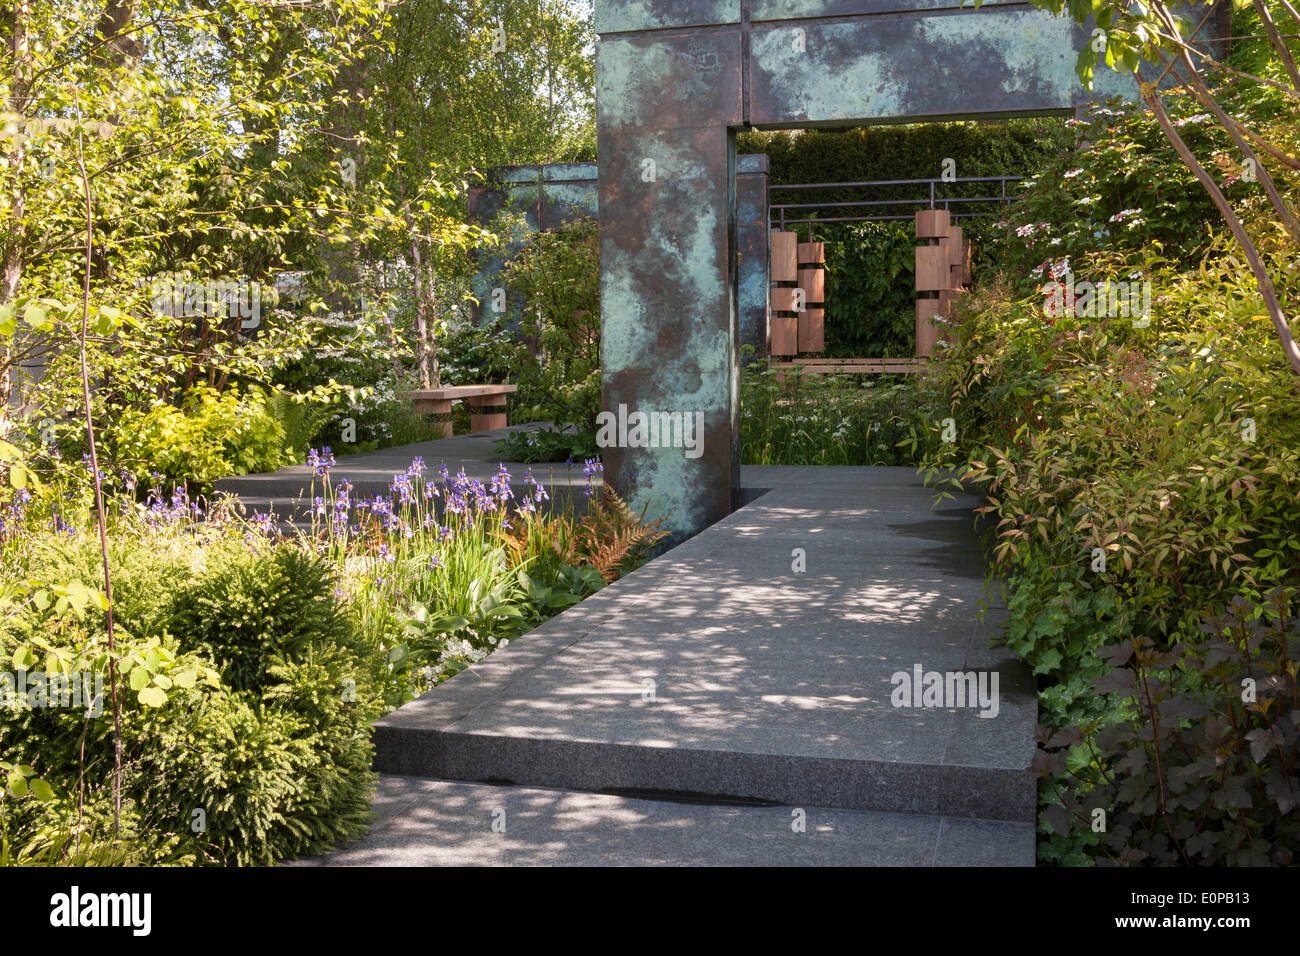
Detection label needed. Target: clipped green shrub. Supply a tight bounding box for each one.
[739,119,1070,206]
[169,544,357,693]
[128,675,376,866]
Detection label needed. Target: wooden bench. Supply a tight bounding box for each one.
[408,384,518,437]
[772,358,926,380]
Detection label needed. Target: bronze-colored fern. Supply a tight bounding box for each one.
[573,487,669,579]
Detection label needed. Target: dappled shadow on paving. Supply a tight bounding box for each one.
[289,777,1032,867]
[369,466,1036,825]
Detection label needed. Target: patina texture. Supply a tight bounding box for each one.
[595,0,1223,540]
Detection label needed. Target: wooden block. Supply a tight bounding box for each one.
[771,315,798,356]
[796,241,825,265]
[470,412,508,431]
[798,307,824,353]
[916,299,944,358]
[770,286,801,312]
[945,225,964,266]
[915,245,949,292]
[797,267,825,305]
[411,398,453,415]
[770,231,798,282]
[915,209,951,239]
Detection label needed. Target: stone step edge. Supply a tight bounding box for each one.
[373,727,1036,823]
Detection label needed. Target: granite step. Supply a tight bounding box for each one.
[291,775,1035,867]
[371,466,1036,830]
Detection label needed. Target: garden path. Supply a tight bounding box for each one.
[294,464,1036,866]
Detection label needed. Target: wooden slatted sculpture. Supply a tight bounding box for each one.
[770,230,799,356]
[797,241,825,353]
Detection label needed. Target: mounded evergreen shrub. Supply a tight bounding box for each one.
[169,545,358,692]
[0,535,378,865]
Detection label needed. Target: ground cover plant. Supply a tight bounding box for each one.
[0,449,662,864]
[917,49,1300,863]
[740,356,944,467]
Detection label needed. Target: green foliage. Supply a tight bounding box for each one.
[920,219,1300,863]
[440,314,518,386]
[1,0,401,416]
[265,391,334,463]
[0,527,378,866]
[981,95,1240,288]
[804,221,917,357]
[1037,592,1299,866]
[740,360,944,466]
[495,426,599,463]
[169,545,358,693]
[110,385,290,491]
[130,674,375,867]
[502,217,601,433]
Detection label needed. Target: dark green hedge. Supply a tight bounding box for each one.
[742,120,1068,356]
[739,118,1072,216]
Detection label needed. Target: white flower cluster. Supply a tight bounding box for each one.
[433,629,506,671]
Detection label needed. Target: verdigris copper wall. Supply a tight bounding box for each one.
[468,165,600,332]
[469,159,769,361]
[737,153,770,363]
[596,0,1221,541]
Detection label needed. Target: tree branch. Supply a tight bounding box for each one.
[1142,82,1300,377]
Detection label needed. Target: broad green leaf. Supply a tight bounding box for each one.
[7,771,27,798]
[137,686,167,708]
[29,779,54,801]
[21,302,51,330]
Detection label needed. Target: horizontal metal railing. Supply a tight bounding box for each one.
[769,175,1023,229]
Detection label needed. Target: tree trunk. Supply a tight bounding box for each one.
[408,234,439,388]
[1,2,30,417]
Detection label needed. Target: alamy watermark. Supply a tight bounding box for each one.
[1,670,104,717]
[890,663,999,718]
[595,404,705,459]
[50,886,151,936]
[145,276,263,329]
